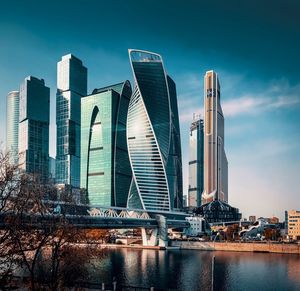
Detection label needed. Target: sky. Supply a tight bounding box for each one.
[0,0,299,220]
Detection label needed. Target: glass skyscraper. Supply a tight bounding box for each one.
[188,117,204,207]
[56,54,87,188]
[18,76,50,181]
[6,91,19,165]
[126,49,183,211]
[80,81,132,207]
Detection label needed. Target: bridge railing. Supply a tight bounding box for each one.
[87,208,152,220]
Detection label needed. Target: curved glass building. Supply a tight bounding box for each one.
[6,91,19,165]
[80,81,132,207]
[127,49,182,211]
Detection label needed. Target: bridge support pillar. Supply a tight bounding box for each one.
[141,228,158,246]
[141,215,169,247]
[156,215,168,247]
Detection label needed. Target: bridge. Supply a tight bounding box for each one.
[57,203,190,247]
[1,202,191,247]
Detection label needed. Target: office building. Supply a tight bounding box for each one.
[56,54,87,188]
[269,216,279,224]
[202,70,228,204]
[18,76,50,181]
[188,117,204,207]
[80,81,132,207]
[184,216,208,236]
[126,49,183,211]
[196,71,241,223]
[249,216,256,223]
[6,91,19,165]
[287,210,300,240]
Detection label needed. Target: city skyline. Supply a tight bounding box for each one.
[0,0,299,219]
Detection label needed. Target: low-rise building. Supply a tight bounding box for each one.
[249,216,256,223]
[185,216,207,237]
[287,210,300,240]
[269,216,279,224]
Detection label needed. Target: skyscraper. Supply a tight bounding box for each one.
[195,71,241,223]
[6,91,19,165]
[126,49,183,211]
[56,54,87,188]
[80,81,132,207]
[202,70,228,204]
[188,117,204,207]
[19,76,50,181]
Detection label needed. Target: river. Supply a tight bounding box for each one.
[86,248,300,290]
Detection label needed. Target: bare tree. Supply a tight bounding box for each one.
[5,173,54,290]
[0,149,103,290]
[0,150,21,287]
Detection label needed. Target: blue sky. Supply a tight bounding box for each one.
[0,0,299,219]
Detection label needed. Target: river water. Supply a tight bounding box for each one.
[88,248,300,291]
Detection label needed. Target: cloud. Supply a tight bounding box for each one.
[223,93,300,117]
[177,73,300,123]
[222,96,267,117]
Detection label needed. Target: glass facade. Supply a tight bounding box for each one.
[56,54,87,188]
[188,118,204,207]
[49,156,56,182]
[6,91,19,165]
[18,76,50,181]
[166,75,183,209]
[194,200,241,223]
[80,81,132,207]
[127,49,183,211]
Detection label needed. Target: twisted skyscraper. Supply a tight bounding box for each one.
[126,49,182,211]
[202,70,228,204]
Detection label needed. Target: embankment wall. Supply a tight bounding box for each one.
[170,241,300,254]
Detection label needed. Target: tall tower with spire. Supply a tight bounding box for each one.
[202,70,228,205]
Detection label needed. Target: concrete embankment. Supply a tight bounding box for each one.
[170,241,300,254]
[100,243,164,250]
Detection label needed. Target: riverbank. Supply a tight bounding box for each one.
[99,243,165,250]
[94,241,300,254]
[170,241,300,254]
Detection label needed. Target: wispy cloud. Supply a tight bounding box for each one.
[222,96,267,117]
[177,73,300,123]
[223,93,300,117]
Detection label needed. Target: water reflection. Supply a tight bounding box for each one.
[88,249,300,290]
[286,255,300,284]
